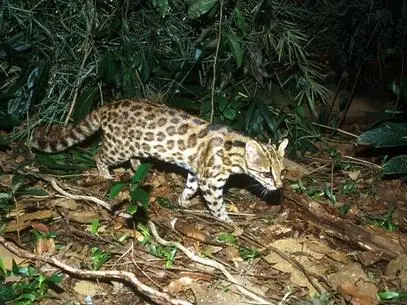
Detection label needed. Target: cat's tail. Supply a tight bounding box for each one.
[31,110,101,153]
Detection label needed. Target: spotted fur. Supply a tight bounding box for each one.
[32,99,288,222]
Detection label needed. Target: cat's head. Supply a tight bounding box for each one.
[244,138,288,190]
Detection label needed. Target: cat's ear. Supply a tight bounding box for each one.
[277,138,288,157]
[245,141,268,171]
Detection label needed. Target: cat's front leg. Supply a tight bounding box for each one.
[178,173,199,207]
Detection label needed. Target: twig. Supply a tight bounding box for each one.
[147,221,272,305]
[48,177,132,219]
[342,156,382,169]
[0,236,192,305]
[209,0,224,123]
[304,155,382,169]
[311,122,358,138]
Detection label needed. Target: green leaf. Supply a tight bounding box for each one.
[11,174,25,194]
[234,8,246,32]
[18,187,49,197]
[130,187,150,207]
[0,134,10,146]
[109,182,125,200]
[49,273,63,284]
[356,122,407,148]
[244,103,256,133]
[91,247,111,270]
[11,259,20,275]
[152,0,169,18]
[132,53,143,69]
[100,49,115,85]
[127,203,138,215]
[378,291,407,300]
[0,257,7,276]
[339,204,351,215]
[0,192,12,200]
[73,86,98,123]
[91,219,100,236]
[323,183,336,204]
[382,155,407,176]
[256,103,276,134]
[187,0,217,19]
[155,196,175,209]
[35,151,94,173]
[131,163,152,184]
[226,33,243,68]
[223,107,237,120]
[239,247,259,260]
[217,233,237,245]
[20,293,36,301]
[7,67,39,122]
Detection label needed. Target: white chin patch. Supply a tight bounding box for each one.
[266,185,277,191]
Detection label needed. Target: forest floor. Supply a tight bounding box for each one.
[1,107,407,305]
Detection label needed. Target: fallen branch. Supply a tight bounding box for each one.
[0,236,192,305]
[147,221,272,305]
[285,190,407,258]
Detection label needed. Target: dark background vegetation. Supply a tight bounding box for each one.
[0,0,406,160]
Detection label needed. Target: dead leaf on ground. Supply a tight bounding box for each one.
[35,238,56,255]
[54,197,79,210]
[385,254,407,290]
[0,245,26,269]
[357,251,385,266]
[329,263,378,305]
[223,246,243,263]
[344,170,360,181]
[73,280,104,296]
[263,237,345,294]
[70,210,101,223]
[32,222,50,233]
[190,281,249,305]
[174,219,212,243]
[5,210,53,232]
[203,245,223,255]
[81,172,111,186]
[165,276,194,293]
[338,282,377,305]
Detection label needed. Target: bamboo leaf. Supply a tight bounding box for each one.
[187,0,217,19]
[226,33,243,68]
[18,187,49,197]
[234,8,246,32]
[73,86,98,122]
